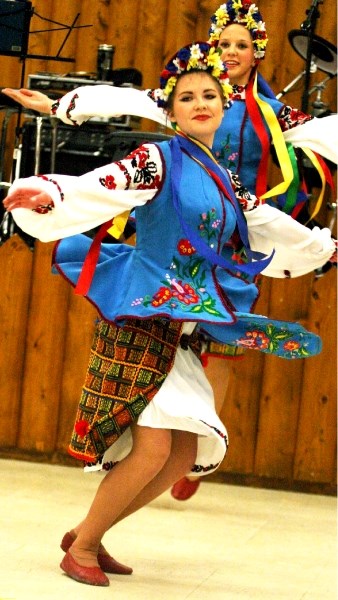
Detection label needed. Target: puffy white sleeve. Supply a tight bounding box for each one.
[10,143,164,242]
[246,203,335,277]
[283,114,338,164]
[52,85,171,129]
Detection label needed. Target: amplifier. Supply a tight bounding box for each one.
[0,0,32,56]
[27,73,140,128]
[19,120,172,177]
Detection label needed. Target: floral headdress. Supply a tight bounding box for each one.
[208,1,268,60]
[156,41,233,108]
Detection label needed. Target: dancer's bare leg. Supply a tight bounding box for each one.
[114,429,198,524]
[70,428,197,566]
[69,426,172,567]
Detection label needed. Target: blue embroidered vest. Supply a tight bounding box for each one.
[54,140,259,327]
[212,94,284,194]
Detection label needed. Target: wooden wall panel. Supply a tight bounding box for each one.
[16,242,70,453]
[108,0,142,69]
[0,1,336,491]
[254,276,312,479]
[0,236,33,445]
[218,278,271,474]
[294,268,337,484]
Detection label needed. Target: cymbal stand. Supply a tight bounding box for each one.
[300,0,324,112]
[308,73,336,116]
[276,63,317,99]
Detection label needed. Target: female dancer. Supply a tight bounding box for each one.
[3,41,335,586]
[2,1,336,503]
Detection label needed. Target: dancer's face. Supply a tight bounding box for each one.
[168,72,224,148]
[218,24,256,86]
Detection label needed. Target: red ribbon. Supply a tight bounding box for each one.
[74,221,112,296]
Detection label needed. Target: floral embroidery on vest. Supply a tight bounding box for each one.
[214,133,239,170]
[236,320,313,358]
[131,210,227,318]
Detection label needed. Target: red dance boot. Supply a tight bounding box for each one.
[60,531,133,575]
[60,551,110,586]
[171,477,201,500]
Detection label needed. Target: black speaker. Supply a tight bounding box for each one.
[19,120,172,177]
[0,0,32,56]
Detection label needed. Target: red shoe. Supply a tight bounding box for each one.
[171,477,201,501]
[60,550,109,586]
[61,531,133,575]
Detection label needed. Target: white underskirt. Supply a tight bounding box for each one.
[84,323,228,476]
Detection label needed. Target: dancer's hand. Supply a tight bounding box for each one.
[3,187,54,213]
[1,88,54,113]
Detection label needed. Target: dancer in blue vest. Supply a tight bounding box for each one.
[3,41,336,586]
[2,2,336,505]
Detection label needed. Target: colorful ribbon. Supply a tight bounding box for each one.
[170,132,274,276]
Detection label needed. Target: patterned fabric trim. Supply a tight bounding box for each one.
[51,98,60,116]
[191,461,221,474]
[278,105,313,132]
[68,318,201,463]
[203,339,245,360]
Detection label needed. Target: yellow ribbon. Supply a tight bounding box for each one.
[107,210,130,239]
[252,74,294,200]
[301,147,326,222]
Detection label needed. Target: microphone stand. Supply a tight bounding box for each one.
[300,0,323,112]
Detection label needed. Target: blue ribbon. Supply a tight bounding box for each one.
[169,134,274,276]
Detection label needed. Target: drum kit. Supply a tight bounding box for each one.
[276,29,337,117]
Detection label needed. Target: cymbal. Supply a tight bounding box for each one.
[288,30,337,75]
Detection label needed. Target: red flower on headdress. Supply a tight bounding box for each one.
[160,69,173,79]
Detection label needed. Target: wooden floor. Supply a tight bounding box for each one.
[0,459,336,600]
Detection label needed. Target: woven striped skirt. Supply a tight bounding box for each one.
[69,317,228,477]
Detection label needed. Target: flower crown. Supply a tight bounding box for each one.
[156,42,233,109]
[208,1,268,60]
